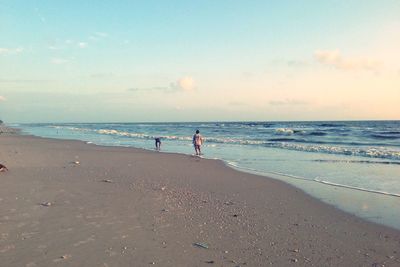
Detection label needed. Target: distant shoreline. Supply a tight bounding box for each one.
[7,119,400,125]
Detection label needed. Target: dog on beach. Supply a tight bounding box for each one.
[0,164,8,172]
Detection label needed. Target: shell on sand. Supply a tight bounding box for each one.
[0,164,8,172]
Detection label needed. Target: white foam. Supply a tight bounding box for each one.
[225,163,400,198]
[275,128,294,135]
[314,179,400,197]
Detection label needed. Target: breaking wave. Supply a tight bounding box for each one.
[47,125,400,161]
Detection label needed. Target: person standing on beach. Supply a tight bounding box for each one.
[192,130,204,156]
[155,137,161,151]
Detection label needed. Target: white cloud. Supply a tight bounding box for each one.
[89,32,109,41]
[314,50,381,71]
[0,96,6,101]
[128,76,196,93]
[176,76,195,91]
[95,32,108,38]
[48,45,63,50]
[60,40,88,48]
[0,47,23,55]
[0,48,9,54]
[78,42,88,48]
[51,58,69,65]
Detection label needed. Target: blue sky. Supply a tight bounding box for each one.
[1,0,399,122]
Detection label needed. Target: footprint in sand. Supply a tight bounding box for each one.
[0,244,15,253]
[86,221,102,228]
[1,233,9,241]
[58,227,74,233]
[36,245,47,252]
[73,235,95,247]
[21,232,38,240]
[105,248,118,257]
[53,254,71,262]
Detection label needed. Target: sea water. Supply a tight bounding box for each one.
[16,121,400,229]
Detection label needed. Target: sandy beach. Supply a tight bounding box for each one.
[0,130,399,267]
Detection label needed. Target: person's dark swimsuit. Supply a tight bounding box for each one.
[155,138,161,149]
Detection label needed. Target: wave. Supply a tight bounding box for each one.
[308,131,327,136]
[97,129,193,141]
[314,179,400,197]
[370,134,400,140]
[268,142,400,160]
[268,138,299,142]
[226,162,400,197]
[317,123,345,127]
[38,124,400,161]
[275,129,327,136]
[48,125,92,132]
[312,159,400,165]
[381,131,400,135]
[275,128,295,135]
[298,139,399,147]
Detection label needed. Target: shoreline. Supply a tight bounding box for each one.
[1,130,400,266]
[14,126,400,231]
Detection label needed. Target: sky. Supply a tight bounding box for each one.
[0,0,399,123]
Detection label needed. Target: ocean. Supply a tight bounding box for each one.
[16,120,400,229]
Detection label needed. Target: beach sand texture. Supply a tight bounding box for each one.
[0,132,399,266]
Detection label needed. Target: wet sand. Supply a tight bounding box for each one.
[0,131,399,266]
